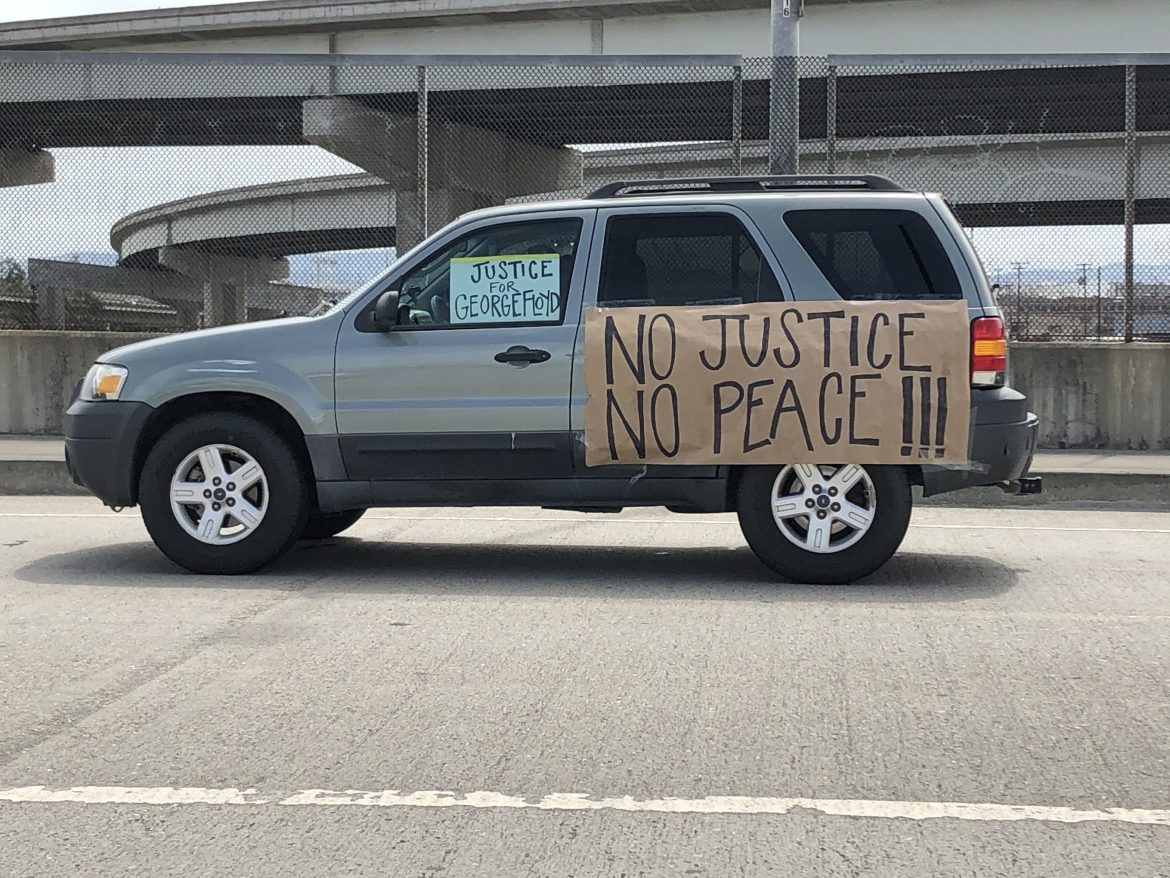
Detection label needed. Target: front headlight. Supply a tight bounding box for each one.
[81,363,129,401]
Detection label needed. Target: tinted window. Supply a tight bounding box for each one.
[396,218,582,327]
[597,213,782,308]
[784,209,962,300]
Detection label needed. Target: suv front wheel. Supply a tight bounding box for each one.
[736,463,911,584]
[139,412,310,574]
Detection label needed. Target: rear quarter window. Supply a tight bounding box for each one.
[784,209,962,300]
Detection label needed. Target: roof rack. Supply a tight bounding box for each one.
[586,175,905,199]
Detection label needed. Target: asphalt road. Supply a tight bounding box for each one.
[0,496,1167,876]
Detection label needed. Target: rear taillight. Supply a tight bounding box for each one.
[971,316,1007,387]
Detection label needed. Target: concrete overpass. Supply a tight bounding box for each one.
[585,133,1170,228]
[2,0,1167,196]
[2,48,1167,152]
[2,48,1167,205]
[2,0,1169,159]
[2,0,1168,57]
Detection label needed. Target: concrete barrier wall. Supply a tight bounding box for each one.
[0,331,156,435]
[1,332,1168,449]
[1010,343,1170,450]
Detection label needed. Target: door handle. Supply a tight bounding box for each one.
[495,346,551,365]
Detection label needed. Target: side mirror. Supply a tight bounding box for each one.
[371,290,401,331]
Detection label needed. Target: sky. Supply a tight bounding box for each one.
[0,0,253,24]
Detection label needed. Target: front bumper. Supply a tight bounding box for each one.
[921,387,1039,497]
[64,399,153,507]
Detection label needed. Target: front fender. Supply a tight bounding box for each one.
[108,315,341,436]
[133,359,333,435]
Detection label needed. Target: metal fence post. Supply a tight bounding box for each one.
[731,64,743,175]
[417,64,429,244]
[826,63,838,174]
[327,33,338,95]
[1124,64,1137,343]
[1096,265,1103,341]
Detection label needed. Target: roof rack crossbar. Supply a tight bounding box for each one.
[586,175,904,200]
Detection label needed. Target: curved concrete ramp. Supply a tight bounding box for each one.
[111,173,396,268]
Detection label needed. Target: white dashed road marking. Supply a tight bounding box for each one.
[1,786,1167,826]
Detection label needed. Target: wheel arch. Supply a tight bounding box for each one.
[724,463,923,510]
[132,392,318,508]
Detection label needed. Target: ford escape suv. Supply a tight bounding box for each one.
[65,176,1039,583]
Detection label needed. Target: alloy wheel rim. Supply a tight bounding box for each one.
[770,464,877,554]
[169,444,269,546]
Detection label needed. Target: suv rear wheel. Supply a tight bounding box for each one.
[139,412,310,574]
[736,464,911,584]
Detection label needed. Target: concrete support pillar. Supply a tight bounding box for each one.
[160,247,288,327]
[0,148,55,188]
[200,281,244,328]
[303,98,418,186]
[304,97,581,193]
[394,188,493,253]
[36,285,64,329]
[172,301,202,331]
[303,97,582,245]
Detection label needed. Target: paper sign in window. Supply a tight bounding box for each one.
[449,254,561,325]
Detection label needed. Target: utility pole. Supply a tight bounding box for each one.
[769,0,803,175]
[1010,261,1028,337]
[1077,263,1091,336]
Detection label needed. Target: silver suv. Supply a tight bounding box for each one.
[64,176,1039,582]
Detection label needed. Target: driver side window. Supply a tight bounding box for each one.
[396,217,584,328]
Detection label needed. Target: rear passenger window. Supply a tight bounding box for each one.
[784,209,962,300]
[597,213,783,308]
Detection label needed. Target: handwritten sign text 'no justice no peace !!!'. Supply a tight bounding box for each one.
[584,301,972,466]
[450,254,561,324]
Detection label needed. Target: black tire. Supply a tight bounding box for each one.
[139,412,310,575]
[736,464,911,584]
[302,508,367,540]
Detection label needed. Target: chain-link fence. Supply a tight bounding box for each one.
[0,52,1167,340]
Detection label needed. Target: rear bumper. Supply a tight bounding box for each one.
[64,399,153,507]
[921,387,1039,497]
